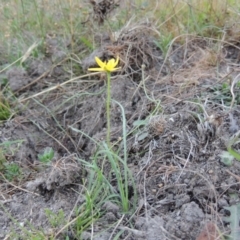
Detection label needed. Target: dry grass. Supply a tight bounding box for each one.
[0,0,239,61]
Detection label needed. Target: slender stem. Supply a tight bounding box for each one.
[106,71,111,146]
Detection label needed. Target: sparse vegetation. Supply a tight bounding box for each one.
[3,162,21,181]
[0,95,11,120]
[38,147,55,164]
[1,0,240,239]
[45,208,66,228]
[0,140,24,181]
[224,203,240,240]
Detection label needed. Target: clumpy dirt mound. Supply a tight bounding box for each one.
[1,22,240,239]
[133,107,239,238]
[82,21,164,78]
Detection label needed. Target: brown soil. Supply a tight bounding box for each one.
[1,25,240,240]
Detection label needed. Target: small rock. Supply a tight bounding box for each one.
[182,202,204,223]
[175,194,190,208]
[105,212,117,222]
[102,201,120,213]
[218,198,228,208]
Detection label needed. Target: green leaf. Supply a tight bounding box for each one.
[226,130,240,162]
[220,151,234,166]
[137,131,149,141]
[38,147,54,163]
[227,146,240,161]
[224,203,240,240]
[133,119,148,127]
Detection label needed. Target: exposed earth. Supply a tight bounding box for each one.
[1,22,240,240]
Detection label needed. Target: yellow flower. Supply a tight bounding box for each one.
[88,56,120,73]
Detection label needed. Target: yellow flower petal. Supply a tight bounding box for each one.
[105,57,120,72]
[95,57,106,69]
[107,59,115,66]
[88,56,120,73]
[115,56,119,66]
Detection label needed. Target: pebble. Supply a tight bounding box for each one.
[218,198,228,208]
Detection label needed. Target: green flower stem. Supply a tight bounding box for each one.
[106,71,111,146]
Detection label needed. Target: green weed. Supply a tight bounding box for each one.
[224,202,240,240]
[154,33,173,57]
[0,139,24,155]
[0,96,11,120]
[38,147,55,164]
[184,1,224,37]
[60,156,110,238]
[3,162,21,181]
[206,81,240,107]
[220,130,240,166]
[0,140,24,181]
[0,148,6,171]
[73,191,102,238]
[8,229,48,240]
[79,36,94,51]
[77,104,135,213]
[45,209,66,229]
[99,144,134,212]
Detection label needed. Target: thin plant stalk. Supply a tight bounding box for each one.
[88,56,120,146]
[106,71,111,146]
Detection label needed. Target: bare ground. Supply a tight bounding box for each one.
[1,25,240,239]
